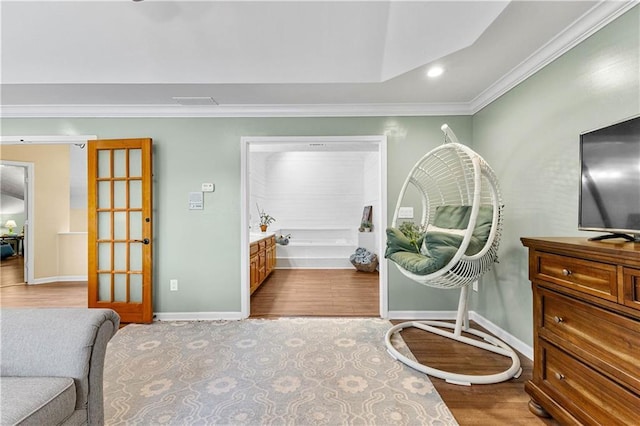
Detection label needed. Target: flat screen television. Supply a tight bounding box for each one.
[579,115,640,241]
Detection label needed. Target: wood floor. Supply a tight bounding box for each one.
[0,254,25,288]
[0,263,553,425]
[250,269,379,317]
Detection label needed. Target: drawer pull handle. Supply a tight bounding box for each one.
[553,316,564,324]
[561,269,572,276]
[555,372,565,381]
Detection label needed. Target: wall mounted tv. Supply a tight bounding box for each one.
[579,115,640,242]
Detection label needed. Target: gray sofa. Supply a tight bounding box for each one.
[0,308,120,425]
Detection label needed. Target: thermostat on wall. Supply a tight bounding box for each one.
[202,183,215,192]
[189,192,204,210]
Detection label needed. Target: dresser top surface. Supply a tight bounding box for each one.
[521,237,640,259]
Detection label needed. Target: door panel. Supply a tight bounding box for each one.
[88,139,153,323]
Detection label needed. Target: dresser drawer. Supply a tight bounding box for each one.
[250,243,259,256]
[539,340,640,426]
[623,267,640,312]
[538,288,640,393]
[533,251,617,301]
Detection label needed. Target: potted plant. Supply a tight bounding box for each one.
[256,203,275,232]
[359,220,373,232]
[398,221,425,252]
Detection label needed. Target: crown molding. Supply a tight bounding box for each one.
[0,102,472,118]
[0,135,97,144]
[469,0,638,114]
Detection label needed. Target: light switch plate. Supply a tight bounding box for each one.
[398,207,414,219]
[202,183,215,192]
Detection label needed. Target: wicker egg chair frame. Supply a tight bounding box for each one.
[384,124,522,386]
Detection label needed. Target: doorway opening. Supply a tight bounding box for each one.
[0,135,96,288]
[0,161,31,286]
[240,136,388,319]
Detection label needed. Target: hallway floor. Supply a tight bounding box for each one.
[249,268,379,318]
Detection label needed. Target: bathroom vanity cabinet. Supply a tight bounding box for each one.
[250,234,276,294]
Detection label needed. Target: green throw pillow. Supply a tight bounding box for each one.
[433,205,493,246]
[384,227,424,258]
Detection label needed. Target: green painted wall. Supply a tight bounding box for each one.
[0,116,472,314]
[471,6,639,344]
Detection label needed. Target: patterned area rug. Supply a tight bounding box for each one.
[104,318,458,425]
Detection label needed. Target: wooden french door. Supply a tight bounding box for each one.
[87,138,153,323]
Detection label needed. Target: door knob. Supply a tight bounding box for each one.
[134,238,150,245]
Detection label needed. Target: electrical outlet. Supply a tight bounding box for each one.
[472,281,478,292]
[170,279,178,291]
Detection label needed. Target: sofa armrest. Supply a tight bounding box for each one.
[0,308,120,425]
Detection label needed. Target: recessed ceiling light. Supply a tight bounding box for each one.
[427,66,444,78]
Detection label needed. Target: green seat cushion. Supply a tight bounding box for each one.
[385,205,494,275]
[387,233,460,275]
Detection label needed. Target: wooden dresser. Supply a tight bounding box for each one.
[250,234,276,295]
[521,237,640,425]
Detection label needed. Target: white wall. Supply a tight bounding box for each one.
[249,152,269,230]
[362,152,379,227]
[252,151,372,231]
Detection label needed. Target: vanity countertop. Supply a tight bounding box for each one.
[249,232,275,244]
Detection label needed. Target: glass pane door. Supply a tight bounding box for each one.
[96,148,144,303]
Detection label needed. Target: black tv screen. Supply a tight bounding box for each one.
[579,115,640,240]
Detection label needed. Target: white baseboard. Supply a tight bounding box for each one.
[387,310,533,360]
[387,310,458,320]
[275,266,353,270]
[469,312,533,360]
[31,275,87,285]
[154,311,244,321]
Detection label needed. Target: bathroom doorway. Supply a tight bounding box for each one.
[240,136,387,318]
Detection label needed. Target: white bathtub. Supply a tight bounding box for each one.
[274,228,358,269]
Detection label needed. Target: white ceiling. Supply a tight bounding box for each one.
[0,0,635,117]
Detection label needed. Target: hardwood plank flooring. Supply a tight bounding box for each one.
[1,254,25,287]
[0,281,87,307]
[395,322,557,426]
[250,269,379,317]
[0,265,553,425]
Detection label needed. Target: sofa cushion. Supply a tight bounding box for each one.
[0,377,76,426]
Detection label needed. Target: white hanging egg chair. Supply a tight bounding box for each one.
[384,124,522,386]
